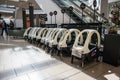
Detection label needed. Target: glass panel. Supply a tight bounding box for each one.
[71,0,108,23]
[53,0,108,26]
[59,0,95,23]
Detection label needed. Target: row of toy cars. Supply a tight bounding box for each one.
[23,27,101,67]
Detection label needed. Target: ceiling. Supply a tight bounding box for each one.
[0,0,40,9]
[0,0,119,9]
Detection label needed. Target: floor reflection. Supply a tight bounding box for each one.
[0,35,120,80]
[104,73,120,80]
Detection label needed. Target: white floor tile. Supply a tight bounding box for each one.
[65,72,96,80]
[9,75,30,80]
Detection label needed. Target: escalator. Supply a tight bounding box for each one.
[52,0,87,23]
[70,0,108,23]
[52,0,108,24]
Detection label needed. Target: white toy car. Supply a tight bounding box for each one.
[57,29,80,56]
[27,27,40,43]
[23,27,32,40]
[27,27,36,41]
[72,29,101,67]
[41,28,56,49]
[43,28,60,52]
[36,28,48,45]
[44,28,59,46]
[31,28,41,43]
[49,28,67,48]
[48,28,68,55]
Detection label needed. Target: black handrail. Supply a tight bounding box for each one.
[52,0,85,23]
[70,0,108,22]
[69,1,100,22]
[53,0,100,23]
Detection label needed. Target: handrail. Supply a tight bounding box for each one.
[53,0,86,22]
[52,0,103,23]
[71,1,100,23]
[78,0,107,20]
[62,0,100,22]
[73,9,90,23]
[70,0,108,22]
[52,0,65,8]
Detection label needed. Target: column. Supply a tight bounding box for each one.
[22,8,27,29]
[14,7,23,28]
[29,3,34,27]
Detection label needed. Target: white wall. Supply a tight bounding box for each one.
[35,0,75,25]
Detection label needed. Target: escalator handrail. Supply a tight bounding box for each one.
[61,0,93,23]
[53,0,99,23]
[71,2,100,23]
[69,0,108,22]
[73,9,88,22]
[52,0,66,8]
[62,0,100,23]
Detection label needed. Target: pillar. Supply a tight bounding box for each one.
[14,7,23,28]
[22,8,27,29]
[29,3,34,27]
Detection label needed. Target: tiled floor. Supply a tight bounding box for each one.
[0,36,120,80]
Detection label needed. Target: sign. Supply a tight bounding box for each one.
[61,9,65,13]
[39,14,47,21]
[93,0,97,7]
[39,14,47,18]
[49,12,53,16]
[54,11,57,15]
[80,3,86,9]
